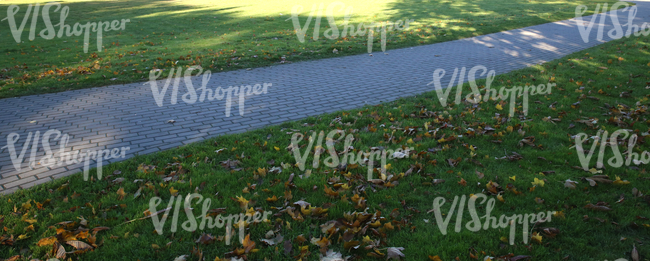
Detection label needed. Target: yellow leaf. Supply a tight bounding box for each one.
[37,236,57,246]
[21,200,32,211]
[497,194,504,202]
[588,168,602,174]
[613,175,630,185]
[532,178,545,187]
[236,196,250,210]
[496,104,503,110]
[383,222,394,230]
[169,187,179,196]
[266,195,278,202]
[362,236,373,244]
[274,146,280,151]
[531,232,543,244]
[500,236,508,243]
[506,126,513,132]
[117,187,126,200]
[509,176,516,181]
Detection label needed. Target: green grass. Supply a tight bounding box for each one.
[0,0,624,98]
[2,32,650,261]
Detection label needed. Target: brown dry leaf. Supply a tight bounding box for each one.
[320,249,344,261]
[458,178,467,186]
[66,240,93,251]
[429,256,442,261]
[387,247,405,260]
[242,234,256,253]
[195,233,216,245]
[91,227,110,233]
[53,241,66,259]
[324,185,339,197]
[475,170,484,179]
[518,136,536,147]
[632,244,639,261]
[283,240,292,255]
[584,204,612,211]
[295,235,307,244]
[260,234,284,246]
[37,236,57,246]
[3,255,20,261]
[116,187,126,200]
[540,227,560,238]
[486,181,501,194]
[447,158,461,167]
[564,179,578,189]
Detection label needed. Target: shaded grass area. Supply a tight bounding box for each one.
[1,33,650,261]
[0,0,624,98]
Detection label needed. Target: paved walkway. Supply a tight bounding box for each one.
[1,1,650,194]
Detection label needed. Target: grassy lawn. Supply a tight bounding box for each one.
[2,30,650,261]
[0,0,623,98]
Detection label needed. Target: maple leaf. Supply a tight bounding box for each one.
[236,196,250,210]
[531,232,542,244]
[169,187,179,196]
[242,234,256,253]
